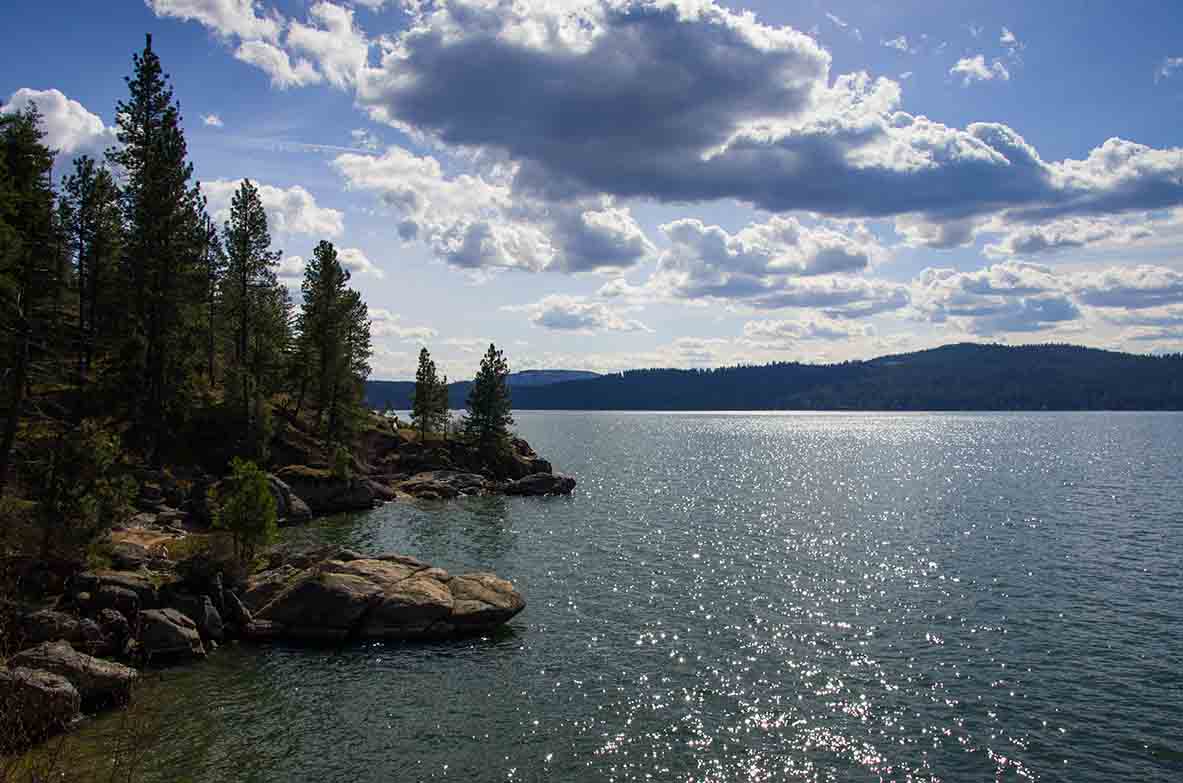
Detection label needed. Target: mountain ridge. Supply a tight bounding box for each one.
[367,343,1183,411]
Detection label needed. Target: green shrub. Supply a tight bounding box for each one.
[214,458,277,566]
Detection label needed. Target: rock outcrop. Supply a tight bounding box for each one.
[274,466,378,514]
[267,474,313,523]
[8,641,137,709]
[504,472,577,496]
[243,555,525,641]
[139,609,205,662]
[0,668,80,752]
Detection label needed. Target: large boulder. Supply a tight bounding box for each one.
[504,473,577,496]
[75,571,161,610]
[267,474,313,524]
[240,564,299,614]
[164,592,224,642]
[247,555,525,641]
[0,668,80,752]
[78,584,140,619]
[18,608,83,647]
[139,609,205,662]
[397,471,490,499]
[274,466,376,514]
[9,641,137,709]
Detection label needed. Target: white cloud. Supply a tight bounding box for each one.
[882,35,913,53]
[824,13,847,29]
[202,113,224,127]
[899,71,913,80]
[202,179,344,237]
[286,2,370,90]
[951,54,1010,85]
[650,215,888,309]
[1157,56,1183,82]
[234,40,323,88]
[1000,27,1018,48]
[0,88,115,156]
[350,128,380,150]
[369,308,436,340]
[333,146,654,274]
[1072,265,1183,309]
[506,295,651,333]
[339,246,384,278]
[742,316,874,346]
[912,261,1079,334]
[146,0,281,41]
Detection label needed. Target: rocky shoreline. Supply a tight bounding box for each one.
[1,427,567,756]
[1,544,526,754]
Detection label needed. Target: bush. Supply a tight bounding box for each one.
[213,458,277,567]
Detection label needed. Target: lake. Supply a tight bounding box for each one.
[35,412,1183,781]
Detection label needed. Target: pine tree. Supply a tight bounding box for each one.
[434,373,450,440]
[0,107,59,492]
[107,33,208,464]
[61,155,122,385]
[199,212,223,383]
[220,178,287,456]
[464,343,514,451]
[411,347,440,440]
[291,240,370,446]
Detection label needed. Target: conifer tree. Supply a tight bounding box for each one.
[61,155,122,384]
[412,347,440,440]
[464,343,514,450]
[220,178,287,455]
[0,107,59,491]
[435,373,450,440]
[291,240,371,445]
[199,213,223,382]
[107,33,208,463]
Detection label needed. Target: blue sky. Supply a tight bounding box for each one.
[4,1,1183,380]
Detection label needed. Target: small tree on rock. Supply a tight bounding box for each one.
[464,343,513,451]
[214,457,277,566]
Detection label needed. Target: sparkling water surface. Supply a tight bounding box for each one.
[50,412,1183,781]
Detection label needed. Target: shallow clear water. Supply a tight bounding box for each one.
[46,412,1183,781]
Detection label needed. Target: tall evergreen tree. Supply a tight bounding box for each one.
[464,343,514,450]
[220,179,287,455]
[412,347,440,440]
[0,107,59,492]
[61,155,122,384]
[291,240,371,445]
[107,33,208,463]
[199,212,223,383]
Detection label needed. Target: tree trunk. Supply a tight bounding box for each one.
[0,325,30,493]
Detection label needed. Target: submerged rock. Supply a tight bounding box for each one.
[8,641,137,709]
[503,472,577,496]
[244,555,525,641]
[0,667,80,752]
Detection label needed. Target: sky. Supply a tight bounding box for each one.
[3,1,1183,381]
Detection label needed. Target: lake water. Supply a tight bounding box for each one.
[35,412,1183,781]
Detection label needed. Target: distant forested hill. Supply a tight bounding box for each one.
[366,369,599,409]
[368,344,1183,411]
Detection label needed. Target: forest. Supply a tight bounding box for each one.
[0,36,373,558]
[368,343,1183,412]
